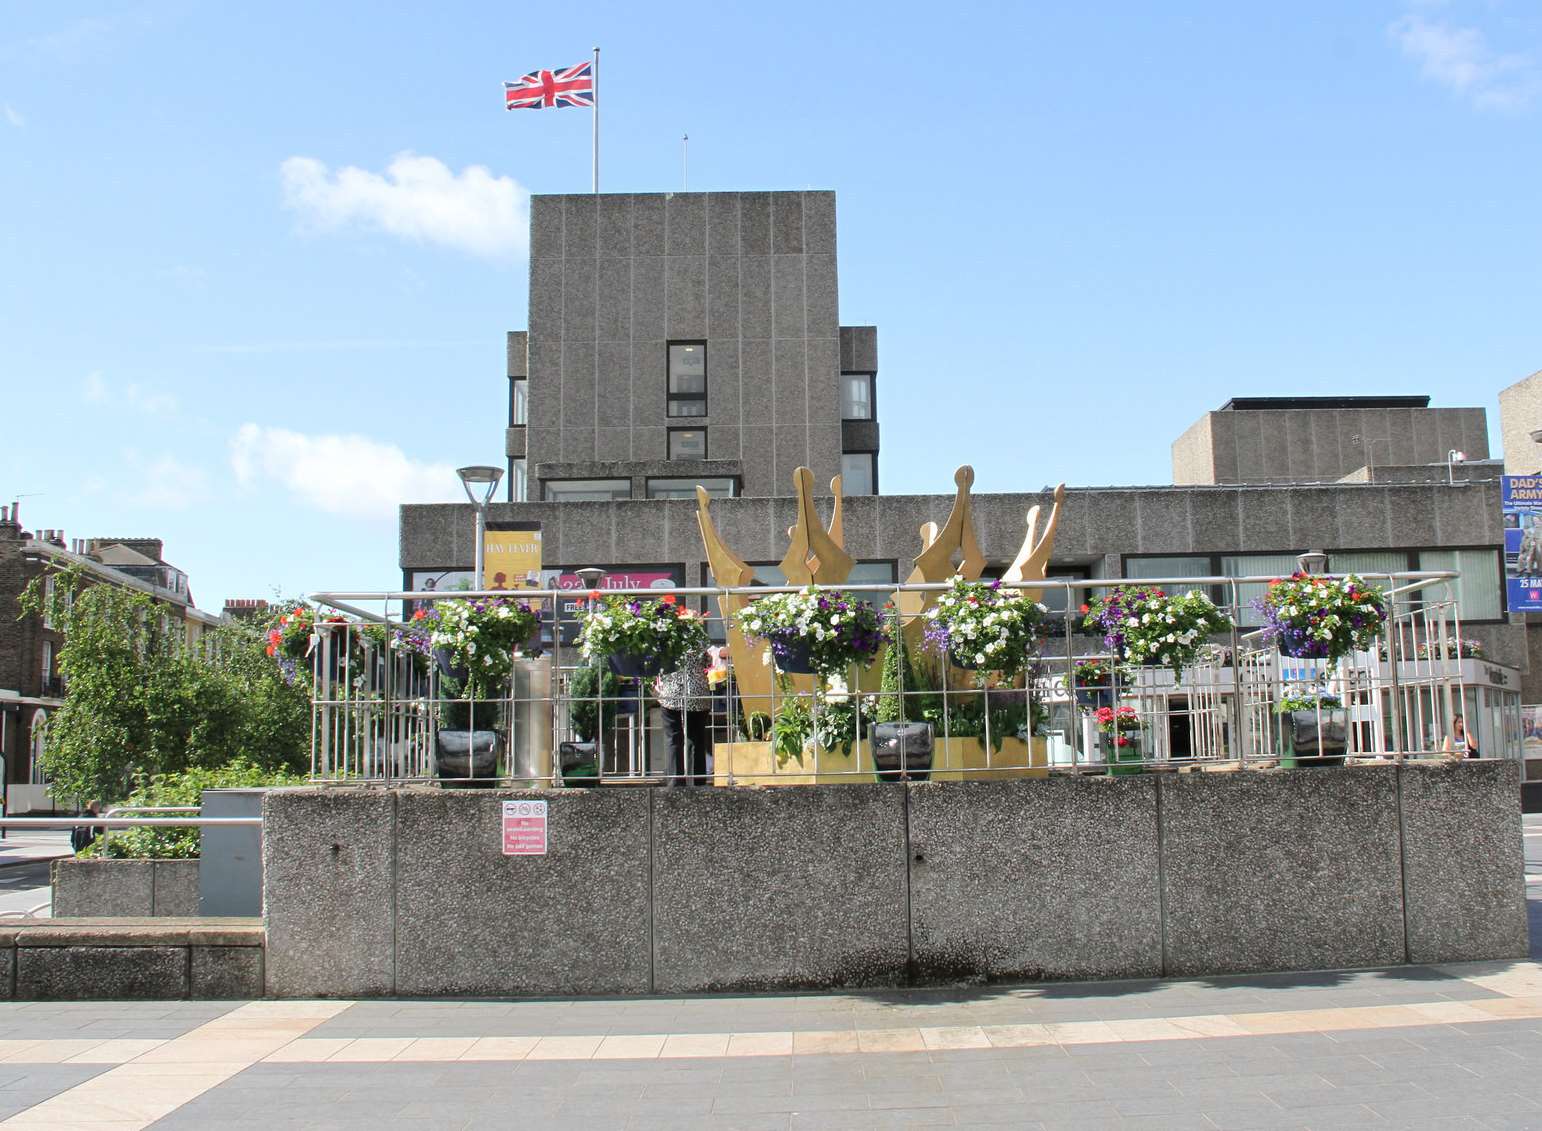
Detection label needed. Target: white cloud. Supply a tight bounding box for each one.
[1390,14,1537,109]
[3,104,22,128]
[230,424,461,518]
[279,152,528,260]
[118,450,209,511]
[82,371,178,415]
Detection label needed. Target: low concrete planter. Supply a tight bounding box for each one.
[1,918,263,1000]
[262,761,1529,998]
[51,858,200,918]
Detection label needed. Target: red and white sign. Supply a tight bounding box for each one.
[501,800,548,856]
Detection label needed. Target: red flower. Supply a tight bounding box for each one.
[265,644,276,657]
[661,594,677,605]
[586,590,601,601]
[1079,604,1090,614]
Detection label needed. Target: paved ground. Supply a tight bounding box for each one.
[0,820,1539,1128]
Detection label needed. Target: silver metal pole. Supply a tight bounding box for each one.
[682,133,688,190]
[591,47,600,194]
[473,505,486,588]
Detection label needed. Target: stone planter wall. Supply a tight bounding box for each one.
[51,858,200,918]
[262,761,1529,998]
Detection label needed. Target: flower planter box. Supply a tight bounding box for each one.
[929,736,1048,781]
[1100,736,1144,776]
[1285,709,1349,768]
[712,740,876,785]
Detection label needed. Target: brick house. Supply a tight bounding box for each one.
[0,504,221,813]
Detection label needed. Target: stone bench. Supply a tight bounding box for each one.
[0,918,263,1000]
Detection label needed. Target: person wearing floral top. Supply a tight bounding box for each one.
[653,647,713,785]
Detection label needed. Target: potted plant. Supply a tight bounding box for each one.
[1094,705,1143,775]
[1275,688,1347,768]
[1416,637,1484,660]
[922,577,1047,678]
[1255,573,1386,663]
[578,593,708,679]
[417,596,540,785]
[770,680,862,767]
[1081,586,1229,683]
[1066,657,1116,708]
[736,585,883,677]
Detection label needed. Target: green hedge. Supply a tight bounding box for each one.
[80,759,306,859]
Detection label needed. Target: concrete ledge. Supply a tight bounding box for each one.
[1159,767,1406,976]
[653,785,909,993]
[51,859,201,917]
[5,918,263,1000]
[908,777,1162,983]
[1399,760,1530,963]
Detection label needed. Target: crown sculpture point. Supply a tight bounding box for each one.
[695,466,1066,719]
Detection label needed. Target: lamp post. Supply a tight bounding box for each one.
[1447,449,1467,487]
[456,465,504,587]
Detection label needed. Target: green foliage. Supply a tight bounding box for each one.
[769,686,858,764]
[81,759,307,859]
[566,662,624,742]
[737,712,771,741]
[873,612,910,724]
[19,569,310,803]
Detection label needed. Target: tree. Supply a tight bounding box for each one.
[20,569,308,802]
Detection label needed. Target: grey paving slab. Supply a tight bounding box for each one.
[0,1064,115,1120]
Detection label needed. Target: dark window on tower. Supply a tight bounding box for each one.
[668,428,707,460]
[667,342,707,417]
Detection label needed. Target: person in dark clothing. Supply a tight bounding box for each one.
[70,800,101,854]
[653,649,712,786]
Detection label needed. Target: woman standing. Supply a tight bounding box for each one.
[654,648,713,786]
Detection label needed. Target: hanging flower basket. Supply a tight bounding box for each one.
[578,593,708,679]
[417,596,539,700]
[1254,573,1386,663]
[736,586,883,678]
[1081,586,1230,682]
[1067,658,1116,708]
[922,577,1047,678]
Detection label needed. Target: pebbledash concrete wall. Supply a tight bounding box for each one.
[51,859,200,918]
[0,919,263,1001]
[262,762,1528,998]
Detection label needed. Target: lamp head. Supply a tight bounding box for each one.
[456,465,504,507]
[1296,550,1328,576]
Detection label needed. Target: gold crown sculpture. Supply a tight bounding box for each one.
[696,467,1066,714]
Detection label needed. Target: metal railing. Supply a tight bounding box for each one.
[300,569,1512,787]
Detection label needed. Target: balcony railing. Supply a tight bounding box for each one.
[298,570,1516,787]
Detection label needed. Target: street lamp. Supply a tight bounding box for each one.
[457,465,504,587]
[1446,449,1467,487]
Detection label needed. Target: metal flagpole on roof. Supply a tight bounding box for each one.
[592,47,600,193]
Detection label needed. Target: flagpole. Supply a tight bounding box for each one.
[591,46,600,194]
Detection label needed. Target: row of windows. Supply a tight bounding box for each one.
[477,342,871,422]
[543,477,738,503]
[1123,549,1503,624]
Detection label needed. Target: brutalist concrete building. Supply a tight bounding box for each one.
[401,189,1541,703]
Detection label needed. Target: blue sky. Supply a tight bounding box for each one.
[3,1,1540,608]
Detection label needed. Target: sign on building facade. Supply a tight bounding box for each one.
[1502,475,1542,612]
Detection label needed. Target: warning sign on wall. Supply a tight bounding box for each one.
[501,800,548,856]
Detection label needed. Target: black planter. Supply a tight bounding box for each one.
[871,721,933,781]
[771,638,817,674]
[607,651,666,679]
[1286,708,1348,768]
[435,728,503,787]
[434,646,468,684]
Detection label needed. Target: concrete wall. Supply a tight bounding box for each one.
[1500,369,1542,476]
[402,480,1507,581]
[51,859,200,918]
[1170,407,1489,486]
[262,763,1527,998]
[1,919,263,1001]
[526,191,845,499]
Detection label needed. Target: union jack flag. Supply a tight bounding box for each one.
[504,62,595,110]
